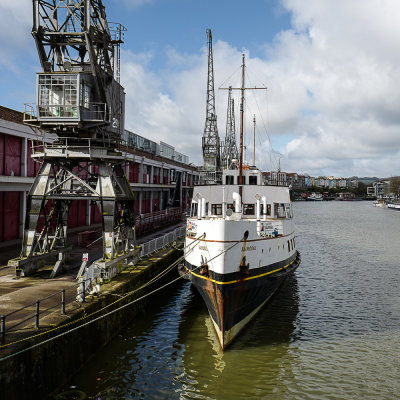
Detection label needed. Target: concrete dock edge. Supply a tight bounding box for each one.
[0,245,183,400]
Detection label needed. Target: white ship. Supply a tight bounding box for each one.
[181,42,300,349]
[307,192,323,201]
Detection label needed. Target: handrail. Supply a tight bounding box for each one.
[0,278,92,345]
[0,223,187,345]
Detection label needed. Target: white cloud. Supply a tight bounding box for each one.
[3,0,400,177]
[0,0,32,70]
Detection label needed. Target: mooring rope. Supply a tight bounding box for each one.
[0,233,207,358]
[0,232,245,361]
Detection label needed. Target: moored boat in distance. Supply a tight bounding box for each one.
[373,199,388,208]
[306,192,323,201]
[181,34,300,349]
[387,202,400,210]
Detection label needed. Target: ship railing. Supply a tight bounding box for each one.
[199,170,222,185]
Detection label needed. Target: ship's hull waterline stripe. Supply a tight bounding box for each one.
[183,256,298,286]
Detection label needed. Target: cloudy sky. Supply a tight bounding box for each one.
[1,0,400,178]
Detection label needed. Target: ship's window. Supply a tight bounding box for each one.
[227,203,234,211]
[205,202,209,215]
[277,203,286,218]
[267,204,271,216]
[237,176,246,185]
[191,202,198,217]
[243,204,255,215]
[249,176,257,185]
[211,204,222,216]
[285,203,292,218]
[225,175,234,185]
[287,240,291,252]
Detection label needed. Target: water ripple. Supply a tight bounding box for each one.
[67,202,400,399]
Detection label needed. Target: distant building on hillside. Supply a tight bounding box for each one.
[367,180,390,197]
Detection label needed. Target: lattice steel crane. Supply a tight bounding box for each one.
[222,87,239,169]
[202,29,221,183]
[9,1,137,278]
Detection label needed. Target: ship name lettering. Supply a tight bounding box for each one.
[199,245,207,251]
[242,245,256,251]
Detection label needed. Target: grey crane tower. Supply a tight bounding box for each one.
[201,29,221,184]
[222,87,239,170]
[9,0,138,279]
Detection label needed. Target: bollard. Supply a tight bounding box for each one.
[81,280,86,303]
[61,289,66,315]
[35,300,40,329]
[1,315,5,345]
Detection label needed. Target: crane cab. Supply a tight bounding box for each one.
[25,71,125,138]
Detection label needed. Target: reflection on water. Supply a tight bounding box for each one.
[66,202,400,399]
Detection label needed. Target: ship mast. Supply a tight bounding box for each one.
[220,54,266,195]
[239,54,245,193]
[253,114,256,166]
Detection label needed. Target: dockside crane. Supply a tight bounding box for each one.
[202,29,221,184]
[222,87,239,170]
[9,0,138,279]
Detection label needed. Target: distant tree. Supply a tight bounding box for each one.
[350,182,367,197]
[390,176,400,199]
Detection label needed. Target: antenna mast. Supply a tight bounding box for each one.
[252,114,256,166]
[202,29,221,183]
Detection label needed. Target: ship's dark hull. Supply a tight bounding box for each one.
[184,251,301,348]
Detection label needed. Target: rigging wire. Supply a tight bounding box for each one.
[218,64,242,91]
[0,235,204,353]
[245,69,278,171]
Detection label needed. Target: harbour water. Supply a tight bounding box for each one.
[65,201,400,399]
